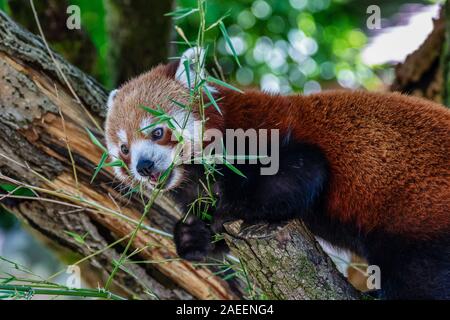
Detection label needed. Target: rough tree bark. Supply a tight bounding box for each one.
[391,6,446,105]
[0,9,364,300]
[104,0,175,86]
[224,221,361,299]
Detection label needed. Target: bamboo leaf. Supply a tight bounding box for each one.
[64,231,88,245]
[219,21,241,67]
[165,8,199,20]
[206,12,231,31]
[103,160,125,168]
[203,86,222,115]
[175,26,191,47]
[183,59,191,89]
[85,128,107,153]
[170,99,189,110]
[91,152,108,183]
[207,76,243,93]
[0,184,35,197]
[139,118,168,132]
[139,105,165,117]
[224,160,247,178]
[193,79,207,92]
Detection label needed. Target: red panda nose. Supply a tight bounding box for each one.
[136,159,155,177]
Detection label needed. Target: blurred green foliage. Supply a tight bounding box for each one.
[0,0,9,14]
[69,0,109,86]
[0,0,439,92]
[177,0,384,93]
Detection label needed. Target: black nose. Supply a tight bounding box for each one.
[136,159,155,177]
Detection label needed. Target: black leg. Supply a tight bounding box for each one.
[173,215,214,262]
[217,142,329,226]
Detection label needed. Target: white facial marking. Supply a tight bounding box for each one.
[130,139,173,181]
[117,129,127,144]
[140,118,153,135]
[107,89,118,109]
[108,145,119,159]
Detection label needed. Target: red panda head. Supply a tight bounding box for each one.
[104,47,207,190]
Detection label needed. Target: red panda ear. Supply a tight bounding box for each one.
[107,89,119,110]
[164,61,179,79]
[175,47,206,88]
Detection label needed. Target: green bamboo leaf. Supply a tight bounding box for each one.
[139,118,168,132]
[1,277,14,285]
[0,184,35,197]
[219,21,241,67]
[224,160,247,178]
[183,59,192,89]
[64,231,88,245]
[85,128,107,153]
[167,119,177,130]
[103,160,125,168]
[170,99,189,110]
[193,79,207,92]
[165,7,193,16]
[165,8,199,20]
[222,273,238,281]
[139,105,165,117]
[203,86,222,115]
[206,12,231,31]
[158,163,175,185]
[170,41,197,46]
[207,76,244,93]
[204,96,224,108]
[91,152,108,183]
[123,186,140,198]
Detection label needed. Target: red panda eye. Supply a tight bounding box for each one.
[151,128,164,140]
[120,144,129,155]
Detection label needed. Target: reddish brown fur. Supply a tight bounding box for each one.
[205,88,450,240]
[107,63,450,241]
[105,65,192,155]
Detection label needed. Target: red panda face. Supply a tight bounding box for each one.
[104,63,202,191]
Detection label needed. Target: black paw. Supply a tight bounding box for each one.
[174,215,213,262]
[211,212,235,234]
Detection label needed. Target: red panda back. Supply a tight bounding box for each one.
[211,89,450,239]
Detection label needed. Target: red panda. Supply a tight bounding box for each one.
[105,47,450,299]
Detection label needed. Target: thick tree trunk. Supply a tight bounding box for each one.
[0,9,236,300]
[104,0,175,86]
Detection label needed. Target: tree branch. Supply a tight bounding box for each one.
[224,221,362,300]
